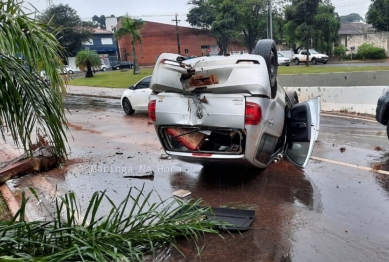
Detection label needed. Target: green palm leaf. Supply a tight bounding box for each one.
[0,0,68,158]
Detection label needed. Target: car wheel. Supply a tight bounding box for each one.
[116,67,120,70]
[68,70,74,74]
[323,62,327,64]
[311,58,317,65]
[285,90,299,106]
[286,63,290,66]
[122,98,135,115]
[102,67,106,71]
[254,39,278,99]
[294,58,300,65]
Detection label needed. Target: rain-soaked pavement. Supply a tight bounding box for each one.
[5,95,389,261]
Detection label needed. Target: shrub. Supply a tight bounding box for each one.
[357,43,386,59]
[334,45,346,56]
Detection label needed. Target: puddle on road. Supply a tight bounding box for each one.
[64,95,120,111]
[156,161,315,262]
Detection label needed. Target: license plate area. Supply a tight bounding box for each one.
[159,126,245,154]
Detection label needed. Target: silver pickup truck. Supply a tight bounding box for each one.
[147,40,321,169]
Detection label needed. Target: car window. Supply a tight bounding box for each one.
[135,76,151,89]
[310,50,318,54]
[301,51,306,55]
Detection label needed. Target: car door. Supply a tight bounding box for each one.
[130,76,152,110]
[284,97,320,168]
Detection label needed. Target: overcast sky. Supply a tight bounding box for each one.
[23,0,371,27]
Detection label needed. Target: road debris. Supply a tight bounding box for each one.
[159,154,170,160]
[340,147,346,153]
[173,189,191,198]
[123,171,154,180]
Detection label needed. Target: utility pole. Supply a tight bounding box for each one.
[172,13,181,54]
[269,0,273,39]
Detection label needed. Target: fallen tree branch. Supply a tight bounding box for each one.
[0,147,59,184]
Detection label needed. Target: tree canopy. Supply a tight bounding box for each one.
[284,1,339,56]
[366,0,389,31]
[340,13,363,23]
[188,0,264,54]
[0,0,68,158]
[38,4,94,55]
[92,15,106,29]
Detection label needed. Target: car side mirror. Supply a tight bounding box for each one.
[129,86,135,90]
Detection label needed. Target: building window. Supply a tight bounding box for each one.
[82,39,93,45]
[101,38,113,45]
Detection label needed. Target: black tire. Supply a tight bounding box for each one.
[69,70,74,74]
[102,67,106,71]
[294,58,300,65]
[323,62,327,64]
[122,98,135,115]
[254,39,278,99]
[311,58,317,65]
[116,66,120,70]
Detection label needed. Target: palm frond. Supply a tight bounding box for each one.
[0,0,68,158]
[0,187,229,261]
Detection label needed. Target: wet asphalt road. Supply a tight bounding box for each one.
[8,95,389,262]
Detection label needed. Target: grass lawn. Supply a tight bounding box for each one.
[68,65,389,88]
[279,65,389,75]
[69,68,154,88]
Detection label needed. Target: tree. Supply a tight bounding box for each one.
[0,0,68,158]
[187,0,242,55]
[340,13,363,23]
[366,0,389,31]
[38,4,94,55]
[115,16,144,74]
[75,50,101,77]
[284,0,321,65]
[313,4,340,54]
[187,0,215,30]
[92,15,106,29]
[236,0,268,53]
[211,0,241,55]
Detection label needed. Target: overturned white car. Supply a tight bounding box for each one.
[148,40,320,169]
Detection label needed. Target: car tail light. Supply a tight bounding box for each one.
[148,100,156,121]
[245,102,262,125]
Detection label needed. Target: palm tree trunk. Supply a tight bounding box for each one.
[132,40,141,74]
[86,61,94,77]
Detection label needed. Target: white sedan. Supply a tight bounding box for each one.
[277,53,290,66]
[121,76,152,115]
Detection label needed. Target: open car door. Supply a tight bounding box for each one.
[285,97,320,168]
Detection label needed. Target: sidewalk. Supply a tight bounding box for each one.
[66,85,124,99]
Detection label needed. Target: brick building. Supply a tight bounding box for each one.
[116,20,246,66]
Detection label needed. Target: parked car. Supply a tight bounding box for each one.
[112,61,134,70]
[277,53,290,66]
[121,75,152,115]
[147,39,321,169]
[57,65,74,74]
[292,49,328,65]
[375,88,389,138]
